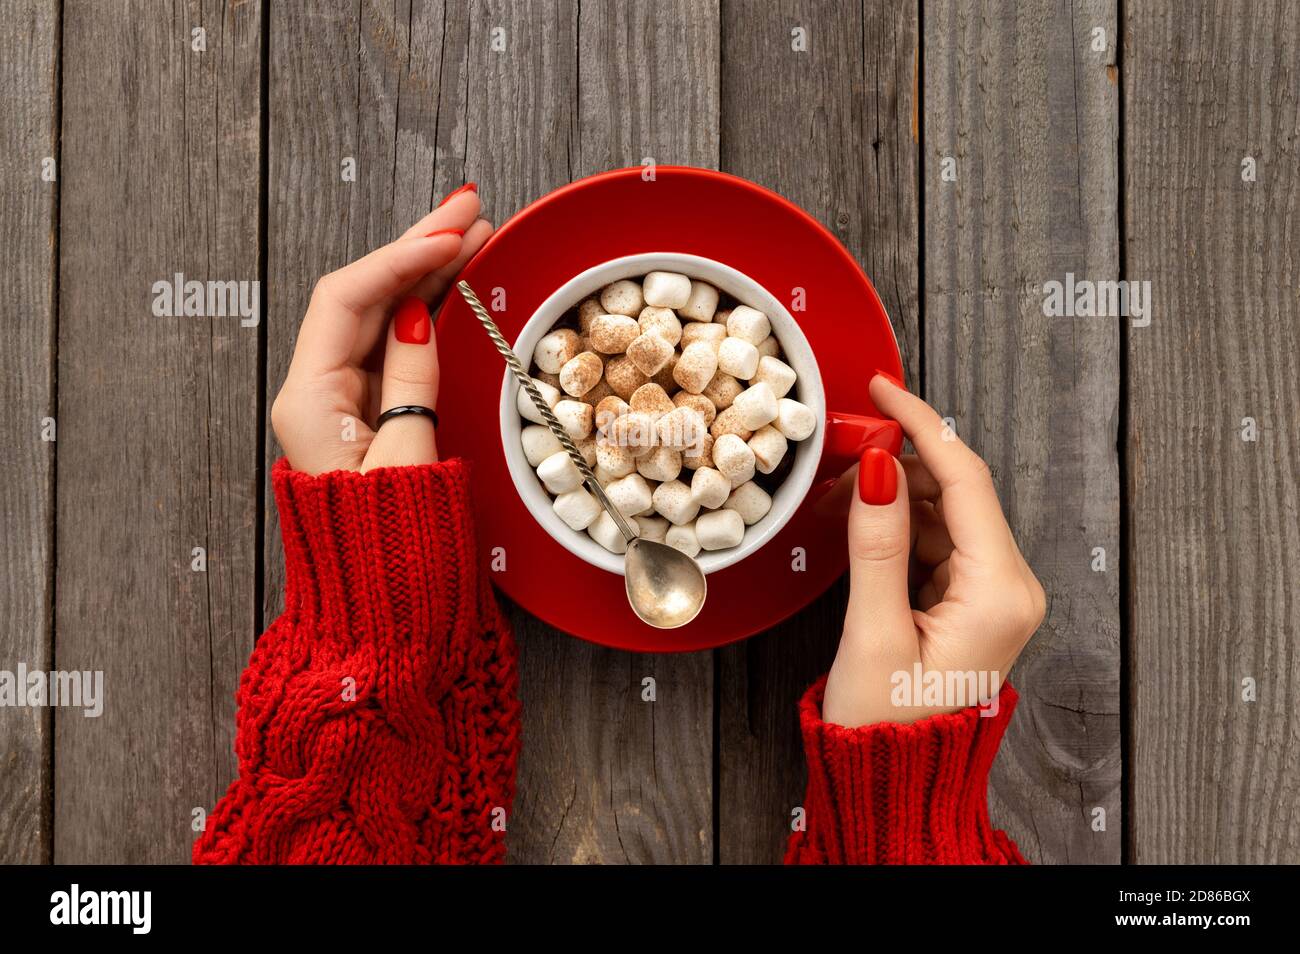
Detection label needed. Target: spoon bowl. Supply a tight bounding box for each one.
[623,539,708,629]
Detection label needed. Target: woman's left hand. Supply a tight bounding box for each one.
[270,186,493,475]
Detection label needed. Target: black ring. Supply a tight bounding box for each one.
[376,405,439,430]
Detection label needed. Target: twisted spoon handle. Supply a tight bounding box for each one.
[455,280,638,543]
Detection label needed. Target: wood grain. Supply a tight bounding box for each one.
[55,0,261,862]
[924,0,1121,863]
[260,0,467,621]
[1125,0,1300,863]
[263,0,471,620]
[0,0,59,864]
[716,0,921,864]
[506,0,720,864]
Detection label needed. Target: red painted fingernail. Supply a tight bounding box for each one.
[424,228,464,239]
[437,182,477,207]
[873,368,906,391]
[857,446,897,505]
[394,296,431,344]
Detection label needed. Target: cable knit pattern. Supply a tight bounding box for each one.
[193,458,520,865]
[786,677,1026,865]
[194,459,1025,865]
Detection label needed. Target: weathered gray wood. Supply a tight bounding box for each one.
[1126,0,1300,863]
[263,0,468,620]
[924,0,1121,862]
[0,0,59,864]
[55,0,261,862]
[716,0,921,864]
[506,0,719,865]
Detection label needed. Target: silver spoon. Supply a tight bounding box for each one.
[456,280,707,629]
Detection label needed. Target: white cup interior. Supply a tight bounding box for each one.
[498,253,826,576]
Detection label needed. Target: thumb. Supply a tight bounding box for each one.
[844,447,916,657]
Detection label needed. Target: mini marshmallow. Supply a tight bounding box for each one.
[642,271,692,309]
[637,515,669,543]
[652,479,700,526]
[602,411,657,456]
[775,398,816,441]
[594,395,631,433]
[599,279,644,317]
[629,382,676,419]
[672,341,718,394]
[637,306,682,346]
[696,509,745,551]
[577,297,604,332]
[604,354,649,400]
[606,473,654,517]
[650,352,678,392]
[588,510,636,554]
[654,406,707,452]
[680,321,727,353]
[579,377,614,407]
[590,313,640,353]
[690,466,731,509]
[681,433,714,470]
[672,390,717,425]
[712,433,756,487]
[726,306,771,346]
[595,440,636,477]
[553,488,602,531]
[664,522,702,557]
[517,379,560,425]
[717,336,760,380]
[702,371,743,410]
[637,445,682,482]
[748,424,788,474]
[709,404,753,441]
[538,451,583,494]
[677,280,719,323]
[626,332,674,376]
[522,424,564,466]
[533,328,581,374]
[553,399,594,440]
[560,351,604,397]
[732,382,778,431]
[725,481,772,526]
[526,272,805,563]
[753,355,796,397]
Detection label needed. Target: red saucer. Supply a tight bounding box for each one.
[436,167,901,652]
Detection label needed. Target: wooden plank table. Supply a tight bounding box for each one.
[0,0,1295,864]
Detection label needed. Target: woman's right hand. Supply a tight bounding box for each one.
[270,185,493,475]
[822,373,1047,728]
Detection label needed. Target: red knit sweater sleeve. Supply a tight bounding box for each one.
[785,676,1026,865]
[193,458,520,865]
